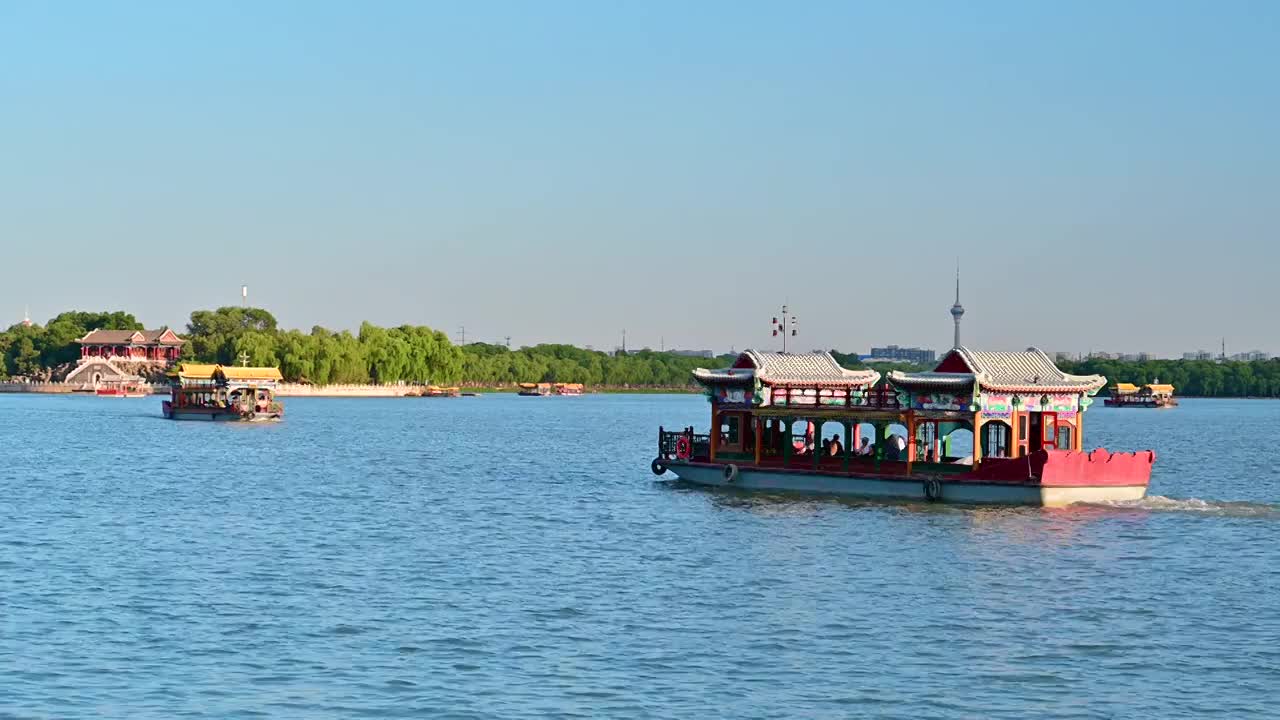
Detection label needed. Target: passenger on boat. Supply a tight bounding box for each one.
[828,434,843,457]
[857,438,873,456]
[885,434,906,461]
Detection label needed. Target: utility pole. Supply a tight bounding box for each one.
[457,325,466,345]
[621,329,627,355]
[504,336,511,349]
[771,305,797,353]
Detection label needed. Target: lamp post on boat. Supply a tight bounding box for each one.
[772,306,797,353]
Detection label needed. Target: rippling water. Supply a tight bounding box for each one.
[2,394,1278,718]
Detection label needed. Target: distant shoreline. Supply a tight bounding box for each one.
[0,381,700,397]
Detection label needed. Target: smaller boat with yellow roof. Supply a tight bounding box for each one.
[162,363,285,422]
[1104,380,1177,408]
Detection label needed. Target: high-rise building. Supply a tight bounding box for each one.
[868,345,937,365]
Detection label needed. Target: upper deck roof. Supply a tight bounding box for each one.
[889,347,1106,394]
[693,350,880,388]
[172,363,282,383]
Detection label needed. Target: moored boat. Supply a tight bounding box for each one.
[1104,381,1177,408]
[554,383,584,396]
[652,348,1155,507]
[517,382,552,396]
[162,363,285,422]
[95,381,149,398]
[422,385,462,397]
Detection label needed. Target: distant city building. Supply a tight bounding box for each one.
[868,345,937,365]
[1137,352,1154,362]
[1231,350,1269,362]
[1183,351,1214,361]
[670,349,715,359]
[1051,352,1075,362]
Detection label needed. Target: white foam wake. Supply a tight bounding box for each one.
[1084,495,1280,518]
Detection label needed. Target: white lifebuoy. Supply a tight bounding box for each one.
[723,463,739,483]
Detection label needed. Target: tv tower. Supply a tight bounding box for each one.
[950,262,965,349]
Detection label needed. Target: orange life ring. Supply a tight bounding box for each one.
[675,435,692,460]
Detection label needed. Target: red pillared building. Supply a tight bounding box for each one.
[76,328,184,365]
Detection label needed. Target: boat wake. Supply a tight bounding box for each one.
[1082,495,1280,519]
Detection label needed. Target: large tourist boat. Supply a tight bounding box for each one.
[651,348,1155,506]
[162,364,285,422]
[1104,381,1177,408]
[555,383,584,396]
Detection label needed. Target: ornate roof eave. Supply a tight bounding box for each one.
[691,368,755,385]
[764,378,880,390]
[979,382,1106,395]
[886,371,975,389]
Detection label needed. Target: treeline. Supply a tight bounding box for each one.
[1,307,732,387]
[0,311,144,379]
[7,308,1280,395]
[1058,357,1280,398]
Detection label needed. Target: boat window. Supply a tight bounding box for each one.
[1056,425,1073,450]
[721,415,741,445]
[982,421,1011,459]
[1019,416,1028,441]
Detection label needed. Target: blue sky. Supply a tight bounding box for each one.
[2,1,1276,357]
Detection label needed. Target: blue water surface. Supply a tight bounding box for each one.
[1,394,1277,718]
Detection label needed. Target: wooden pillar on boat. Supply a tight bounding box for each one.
[709,408,720,462]
[972,411,983,466]
[905,411,916,475]
[1010,409,1021,458]
[1074,406,1084,451]
[813,419,821,471]
[782,418,793,468]
[753,417,762,465]
[873,421,884,471]
[932,421,942,462]
[842,420,852,472]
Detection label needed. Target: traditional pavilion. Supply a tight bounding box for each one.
[679,346,1105,473]
[888,347,1106,461]
[76,329,184,365]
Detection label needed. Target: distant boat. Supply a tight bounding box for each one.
[1104,380,1177,408]
[422,385,461,398]
[517,382,552,397]
[162,364,285,422]
[554,383,584,396]
[96,381,148,398]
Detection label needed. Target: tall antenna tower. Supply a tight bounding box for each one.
[457,325,466,345]
[241,285,248,307]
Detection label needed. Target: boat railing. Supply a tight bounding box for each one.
[658,427,712,462]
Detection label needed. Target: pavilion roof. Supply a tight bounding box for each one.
[78,328,184,345]
[693,350,880,388]
[889,347,1106,394]
[219,366,283,382]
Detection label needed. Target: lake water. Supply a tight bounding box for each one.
[2,394,1278,718]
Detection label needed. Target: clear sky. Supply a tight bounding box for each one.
[2,1,1276,357]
